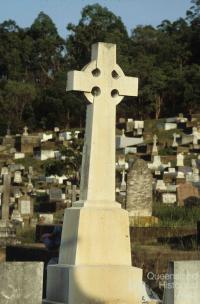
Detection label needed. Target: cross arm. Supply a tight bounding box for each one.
[66,70,93,93]
[117,76,138,97]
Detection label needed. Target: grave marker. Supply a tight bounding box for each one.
[152,134,158,155]
[44,42,146,304]
[126,159,153,217]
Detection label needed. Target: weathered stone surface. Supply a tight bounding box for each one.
[126,159,152,217]
[0,262,43,304]
[163,261,200,304]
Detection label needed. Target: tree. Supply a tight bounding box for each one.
[0,80,36,130]
[29,12,65,85]
[66,4,129,70]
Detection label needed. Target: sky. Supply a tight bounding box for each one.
[0,0,192,38]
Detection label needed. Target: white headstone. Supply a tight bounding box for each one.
[162,193,176,204]
[39,213,54,224]
[19,199,31,215]
[14,152,25,159]
[176,153,184,167]
[14,171,22,184]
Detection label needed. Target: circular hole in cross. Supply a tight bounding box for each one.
[92,68,101,77]
[91,86,101,97]
[112,70,119,79]
[111,89,119,98]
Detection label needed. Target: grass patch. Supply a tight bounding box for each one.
[153,203,200,228]
[16,227,35,244]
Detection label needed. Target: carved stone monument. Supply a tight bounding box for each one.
[126,159,157,226]
[44,43,145,304]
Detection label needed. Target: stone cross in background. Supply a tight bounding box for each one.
[152,134,158,155]
[120,169,127,191]
[67,42,138,204]
[23,126,29,136]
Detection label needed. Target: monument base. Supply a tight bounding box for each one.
[44,264,143,304]
[129,216,159,227]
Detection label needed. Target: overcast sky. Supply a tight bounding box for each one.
[0,0,192,37]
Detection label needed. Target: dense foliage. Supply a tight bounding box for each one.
[0,1,200,134]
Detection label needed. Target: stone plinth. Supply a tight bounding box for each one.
[45,204,144,303]
[45,264,142,304]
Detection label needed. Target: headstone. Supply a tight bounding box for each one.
[172,133,179,148]
[126,159,152,217]
[162,193,176,204]
[23,126,29,136]
[176,170,185,180]
[192,167,200,182]
[39,213,54,224]
[1,166,8,176]
[0,262,43,304]
[39,150,55,161]
[41,133,53,142]
[134,120,144,136]
[156,180,167,191]
[164,122,177,130]
[54,127,60,133]
[126,118,134,132]
[14,171,22,184]
[148,155,162,170]
[14,152,25,159]
[119,117,126,124]
[44,42,144,304]
[163,261,200,304]
[49,188,62,202]
[176,153,184,167]
[134,120,144,129]
[18,195,33,217]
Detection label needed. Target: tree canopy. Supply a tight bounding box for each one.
[0,1,199,135]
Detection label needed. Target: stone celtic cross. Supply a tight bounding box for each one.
[67,43,138,205]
